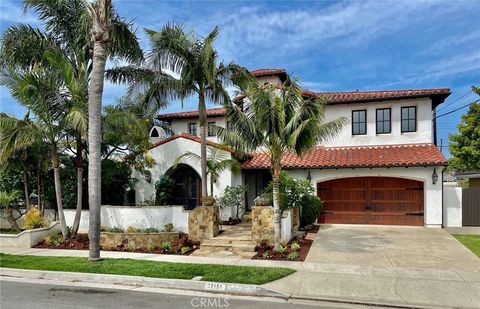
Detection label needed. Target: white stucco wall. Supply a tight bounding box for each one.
[64,205,190,233]
[281,209,293,242]
[169,116,226,143]
[321,98,433,147]
[286,166,443,227]
[443,184,463,227]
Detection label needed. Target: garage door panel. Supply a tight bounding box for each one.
[317,177,424,226]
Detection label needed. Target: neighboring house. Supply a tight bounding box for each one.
[136,68,452,227]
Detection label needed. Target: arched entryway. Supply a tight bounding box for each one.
[317,177,424,226]
[167,164,201,210]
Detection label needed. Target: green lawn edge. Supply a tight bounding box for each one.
[0,253,295,285]
[453,234,480,258]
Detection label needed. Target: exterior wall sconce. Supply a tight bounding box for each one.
[306,171,312,183]
[432,168,438,184]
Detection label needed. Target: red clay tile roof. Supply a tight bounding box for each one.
[305,88,451,106]
[250,68,287,78]
[158,88,450,119]
[241,144,447,169]
[150,133,235,153]
[156,107,226,120]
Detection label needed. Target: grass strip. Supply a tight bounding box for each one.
[453,234,480,258]
[0,253,294,285]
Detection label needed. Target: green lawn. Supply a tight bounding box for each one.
[453,234,480,258]
[0,253,294,285]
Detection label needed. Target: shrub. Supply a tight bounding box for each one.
[100,226,124,233]
[300,195,322,227]
[160,241,172,252]
[263,172,314,210]
[262,251,270,258]
[143,227,159,233]
[287,251,299,260]
[276,244,287,254]
[180,246,191,254]
[155,175,175,205]
[45,234,63,246]
[23,208,47,229]
[290,242,300,252]
[147,243,157,251]
[164,223,174,232]
[125,226,137,233]
[127,243,136,252]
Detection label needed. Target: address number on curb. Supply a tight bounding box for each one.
[204,282,226,291]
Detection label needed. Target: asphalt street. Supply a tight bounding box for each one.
[0,279,382,309]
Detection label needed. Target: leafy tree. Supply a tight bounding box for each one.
[299,195,322,227]
[173,147,240,196]
[101,159,133,205]
[107,24,252,198]
[216,185,248,220]
[449,86,480,172]
[217,76,346,250]
[0,190,22,230]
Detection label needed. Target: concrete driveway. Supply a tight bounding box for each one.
[305,224,480,272]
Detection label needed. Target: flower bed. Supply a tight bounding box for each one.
[35,232,200,255]
[252,225,319,261]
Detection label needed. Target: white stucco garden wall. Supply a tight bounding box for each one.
[286,166,444,227]
[64,205,190,233]
[443,184,463,227]
[321,98,433,147]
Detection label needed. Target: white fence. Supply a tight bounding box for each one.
[443,185,462,227]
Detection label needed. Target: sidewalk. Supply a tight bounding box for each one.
[1,247,480,308]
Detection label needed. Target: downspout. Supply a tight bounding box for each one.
[433,109,438,146]
[441,168,445,228]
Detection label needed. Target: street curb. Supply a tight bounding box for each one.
[0,268,290,299]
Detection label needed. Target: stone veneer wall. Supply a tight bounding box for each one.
[251,206,275,245]
[188,206,219,241]
[100,232,179,249]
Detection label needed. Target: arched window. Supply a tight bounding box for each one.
[150,127,159,137]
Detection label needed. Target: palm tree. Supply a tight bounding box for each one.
[0,71,70,238]
[82,0,142,260]
[107,24,252,199]
[216,76,347,250]
[173,147,240,196]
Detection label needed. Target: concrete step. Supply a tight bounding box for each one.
[199,242,256,253]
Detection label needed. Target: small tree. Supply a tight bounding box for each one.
[263,171,314,210]
[216,185,248,220]
[0,190,21,230]
[449,86,480,172]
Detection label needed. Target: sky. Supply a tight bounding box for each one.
[0,0,479,156]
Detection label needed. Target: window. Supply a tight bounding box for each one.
[188,123,197,136]
[401,106,416,133]
[208,122,216,136]
[376,108,391,134]
[352,110,367,135]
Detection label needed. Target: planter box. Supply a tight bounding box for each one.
[100,231,180,249]
[0,221,61,248]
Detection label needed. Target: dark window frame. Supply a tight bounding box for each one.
[188,122,197,136]
[401,106,417,133]
[351,110,367,135]
[207,121,216,137]
[376,108,391,134]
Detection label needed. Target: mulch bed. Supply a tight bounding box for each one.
[35,233,200,255]
[252,225,319,262]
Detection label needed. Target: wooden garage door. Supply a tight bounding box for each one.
[317,177,424,226]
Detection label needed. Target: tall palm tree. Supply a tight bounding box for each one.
[82,0,142,260]
[173,147,240,196]
[216,76,347,250]
[0,70,70,238]
[108,24,252,198]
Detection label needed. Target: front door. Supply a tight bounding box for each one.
[170,164,201,210]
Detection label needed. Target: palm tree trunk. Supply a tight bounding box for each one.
[272,165,282,251]
[37,165,42,214]
[199,90,208,198]
[52,147,69,238]
[210,176,214,197]
[72,138,83,236]
[23,171,30,210]
[88,4,110,260]
[5,208,20,231]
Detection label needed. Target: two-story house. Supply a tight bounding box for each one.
[137,68,450,227]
